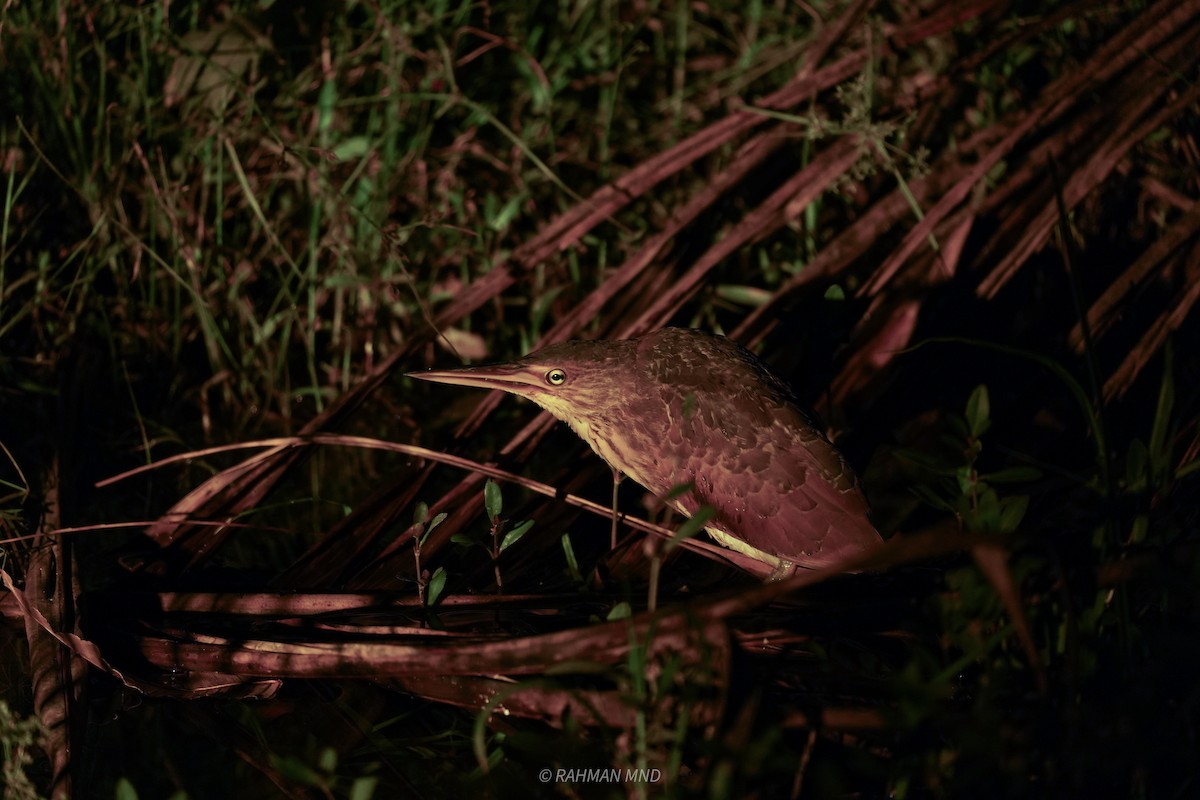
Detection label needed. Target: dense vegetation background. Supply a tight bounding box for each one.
[1,0,1198,797]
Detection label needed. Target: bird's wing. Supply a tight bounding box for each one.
[673,392,880,568]
[638,328,880,568]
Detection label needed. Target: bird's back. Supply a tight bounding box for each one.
[624,329,879,569]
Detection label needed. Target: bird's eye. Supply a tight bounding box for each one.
[546,368,567,386]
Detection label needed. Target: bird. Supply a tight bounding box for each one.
[408,327,881,576]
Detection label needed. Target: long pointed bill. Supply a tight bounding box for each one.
[406,363,545,397]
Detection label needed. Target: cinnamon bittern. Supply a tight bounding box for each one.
[408,328,880,574]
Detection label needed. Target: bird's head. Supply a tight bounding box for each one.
[407,337,637,423]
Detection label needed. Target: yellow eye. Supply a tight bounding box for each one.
[546,368,567,386]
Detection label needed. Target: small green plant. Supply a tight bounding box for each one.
[903,384,1040,535]
[451,480,533,594]
[411,501,448,608]
[1115,343,1190,547]
[616,615,726,797]
[268,745,379,800]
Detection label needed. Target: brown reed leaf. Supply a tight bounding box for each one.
[1069,200,1200,352]
[1104,243,1200,400]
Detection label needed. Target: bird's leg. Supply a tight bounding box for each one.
[610,468,623,549]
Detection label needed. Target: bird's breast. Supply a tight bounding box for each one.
[565,409,676,495]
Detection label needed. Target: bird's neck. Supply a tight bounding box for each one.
[562,407,662,494]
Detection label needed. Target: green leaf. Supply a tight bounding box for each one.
[561,533,583,584]
[271,754,324,786]
[974,487,1001,530]
[413,501,429,541]
[665,480,696,501]
[607,601,633,621]
[114,778,139,800]
[997,494,1029,532]
[530,285,568,331]
[1128,513,1150,545]
[500,519,534,552]
[715,284,772,307]
[318,747,337,773]
[668,506,716,551]
[1124,438,1148,491]
[484,479,502,519]
[824,283,846,301]
[450,533,480,548]
[427,512,448,533]
[487,193,523,232]
[426,567,447,606]
[332,136,371,160]
[966,384,991,438]
[956,466,978,496]
[349,776,379,800]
